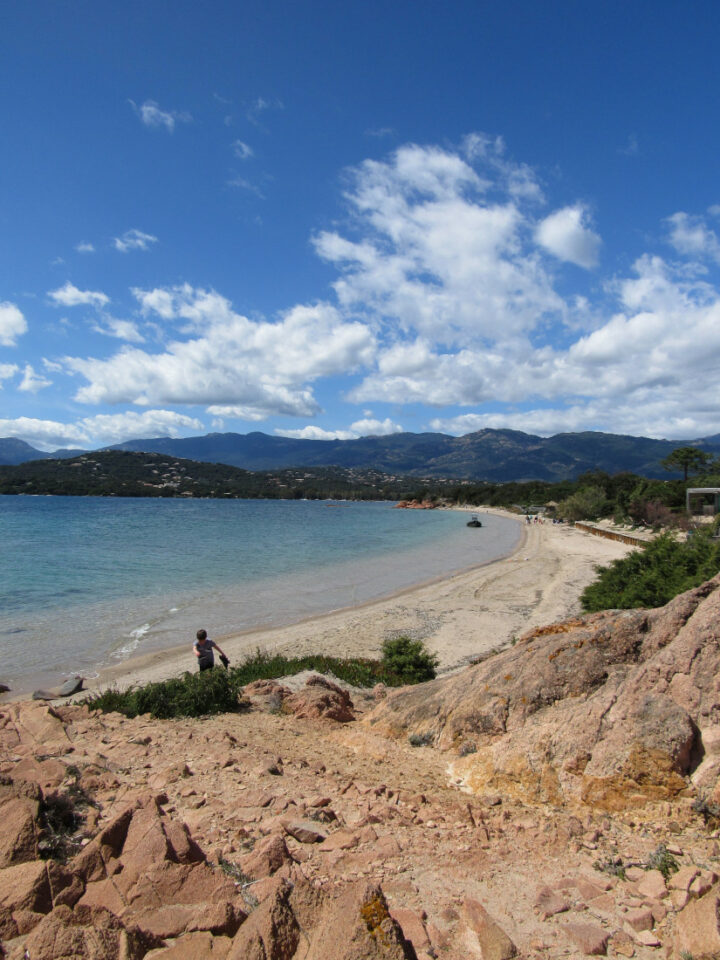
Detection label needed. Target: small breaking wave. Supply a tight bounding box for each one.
[112,623,151,659]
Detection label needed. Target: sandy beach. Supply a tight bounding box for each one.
[91,509,634,695]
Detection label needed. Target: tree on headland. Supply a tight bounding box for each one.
[660,446,712,482]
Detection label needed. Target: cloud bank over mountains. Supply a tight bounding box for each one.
[3,137,720,448]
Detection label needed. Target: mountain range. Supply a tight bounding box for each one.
[1,428,719,481]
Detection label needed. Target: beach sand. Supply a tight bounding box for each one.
[90,509,634,695]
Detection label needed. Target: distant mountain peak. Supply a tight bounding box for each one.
[3,428,719,480]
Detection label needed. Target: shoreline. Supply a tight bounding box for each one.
[81,508,634,698]
[3,498,518,697]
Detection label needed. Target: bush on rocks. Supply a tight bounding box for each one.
[85,667,245,719]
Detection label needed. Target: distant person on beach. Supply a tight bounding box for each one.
[193,629,229,671]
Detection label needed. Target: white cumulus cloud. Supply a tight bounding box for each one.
[314,141,564,348]
[275,425,358,440]
[0,302,28,345]
[665,211,720,263]
[535,205,601,268]
[48,283,109,309]
[349,417,403,437]
[0,363,19,384]
[0,410,204,450]
[19,365,52,393]
[275,418,403,441]
[92,317,146,343]
[63,286,376,421]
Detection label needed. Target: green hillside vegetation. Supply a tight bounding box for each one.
[103,428,720,481]
[447,469,698,525]
[2,453,719,527]
[0,450,457,501]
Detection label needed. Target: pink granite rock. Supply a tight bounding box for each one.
[280,817,328,844]
[563,921,610,955]
[284,675,355,723]
[239,833,293,879]
[463,898,517,959]
[22,903,160,960]
[390,907,431,952]
[366,575,720,810]
[673,883,720,959]
[0,859,52,938]
[636,869,667,900]
[535,885,570,919]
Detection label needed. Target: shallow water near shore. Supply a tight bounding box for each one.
[1,496,520,691]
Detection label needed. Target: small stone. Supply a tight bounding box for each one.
[669,865,699,891]
[563,921,610,956]
[576,879,605,900]
[389,907,431,952]
[634,929,661,947]
[611,930,635,957]
[624,907,653,932]
[535,886,570,919]
[280,819,328,844]
[671,888,689,910]
[636,870,667,900]
[690,875,714,899]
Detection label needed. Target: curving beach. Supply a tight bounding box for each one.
[92,509,634,695]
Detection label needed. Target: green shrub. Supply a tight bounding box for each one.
[86,638,441,720]
[692,794,720,828]
[228,641,438,690]
[581,531,720,612]
[645,843,678,880]
[86,667,244,719]
[556,485,608,522]
[228,649,382,689]
[380,636,438,684]
[408,731,434,747]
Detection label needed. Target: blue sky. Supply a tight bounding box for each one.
[3,0,720,450]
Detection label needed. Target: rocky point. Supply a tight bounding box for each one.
[0,582,719,958]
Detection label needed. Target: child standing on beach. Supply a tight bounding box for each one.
[193,629,229,671]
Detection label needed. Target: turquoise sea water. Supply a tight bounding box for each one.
[1,496,520,690]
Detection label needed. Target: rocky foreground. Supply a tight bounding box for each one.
[2,579,720,958]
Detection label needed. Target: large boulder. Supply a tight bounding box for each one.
[365,575,720,809]
[297,880,416,960]
[227,877,416,960]
[673,883,720,959]
[0,859,52,938]
[283,676,355,723]
[244,675,356,722]
[226,878,300,960]
[0,778,42,867]
[22,903,160,960]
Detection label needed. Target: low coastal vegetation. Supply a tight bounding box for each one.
[581,526,720,612]
[84,636,439,719]
[451,467,720,528]
[84,666,243,720]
